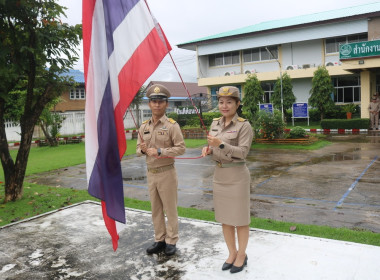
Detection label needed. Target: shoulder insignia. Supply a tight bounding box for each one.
[213,117,222,121]
[168,118,177,124]
[237,117,247,122]
[142,120,149,124]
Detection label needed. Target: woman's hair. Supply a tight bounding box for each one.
[217,96,240,103]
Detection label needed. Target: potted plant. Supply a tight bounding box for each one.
[342,103,356,119]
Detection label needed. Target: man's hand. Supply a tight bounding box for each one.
[147,148,159,157]
[140,142,147,153]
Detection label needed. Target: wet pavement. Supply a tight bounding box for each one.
[27,133,380,233]
[1,201,380,280]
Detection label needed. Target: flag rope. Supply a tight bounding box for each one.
[127,1,211,159]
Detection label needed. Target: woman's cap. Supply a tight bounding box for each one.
[217,86,240,99]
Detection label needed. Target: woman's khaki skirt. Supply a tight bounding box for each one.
[213,164,251,226]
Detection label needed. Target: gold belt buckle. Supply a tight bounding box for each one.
[150,168,158,174]
[217,162,222,167]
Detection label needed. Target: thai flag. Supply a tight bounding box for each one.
[83,0,171,251]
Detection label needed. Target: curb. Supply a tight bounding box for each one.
[8,135,85,148]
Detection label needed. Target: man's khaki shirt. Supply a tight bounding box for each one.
[136,115,185,168]
[209,113,254,164]
[368,101,380,113]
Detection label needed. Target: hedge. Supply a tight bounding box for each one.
[321,118,370,129]
[168,112,221,127]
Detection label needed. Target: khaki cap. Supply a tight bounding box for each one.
[146,84,171,100]
[217,86,240,99]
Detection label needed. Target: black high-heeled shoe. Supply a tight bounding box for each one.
[222,261,233,271]
[230,255,248,274]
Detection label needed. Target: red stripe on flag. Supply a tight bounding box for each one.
[101,201,119,251]
[82,0,96,83]
[114,28,171,158]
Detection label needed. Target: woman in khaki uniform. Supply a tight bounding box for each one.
[202,86,253,274]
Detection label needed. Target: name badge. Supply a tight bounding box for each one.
[227,130,237,133]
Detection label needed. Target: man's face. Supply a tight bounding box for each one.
[148,99,168,118]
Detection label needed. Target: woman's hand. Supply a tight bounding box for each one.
[207,135,222,147]
[202,146,212,157]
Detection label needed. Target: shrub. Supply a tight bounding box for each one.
[255,110,285,139]
[321,119,370,129]
[289,126,306,138]
[173,111,222,128]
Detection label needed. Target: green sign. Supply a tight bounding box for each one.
[339,40,380,59]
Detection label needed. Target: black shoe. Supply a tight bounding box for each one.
[222,262,233,271]
[164,244,176,256]
[146,241,166,254]
[230,255,248,274]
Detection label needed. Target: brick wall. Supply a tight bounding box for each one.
[54,90,86,112]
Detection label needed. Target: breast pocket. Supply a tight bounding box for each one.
[142,133,151,146]
[156,130,170,147]
[209,130,219,137]
[224,132,238,146]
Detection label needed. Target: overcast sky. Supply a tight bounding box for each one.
[59,0,378,82]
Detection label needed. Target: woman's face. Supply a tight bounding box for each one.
[218,96,240,119]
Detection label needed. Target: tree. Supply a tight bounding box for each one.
[242,74,264,123]
[0,1,82,202]
[38,106,65,147]
[309,66,335,120]
[271,72,295,120]
[129,85,146,128]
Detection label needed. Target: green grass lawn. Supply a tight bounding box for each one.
[3,138,378,247]
[1,139,207,181]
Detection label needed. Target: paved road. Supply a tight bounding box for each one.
[27,133,380,232]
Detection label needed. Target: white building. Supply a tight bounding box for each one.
[177,2,380,118]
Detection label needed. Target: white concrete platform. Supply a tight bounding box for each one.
[1,201,379,279]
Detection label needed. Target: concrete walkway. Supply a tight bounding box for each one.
[1,201,380,279]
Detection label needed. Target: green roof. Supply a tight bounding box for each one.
[179,2,380,46]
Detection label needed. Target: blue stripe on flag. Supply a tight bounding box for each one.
[102,0,140,57]
[88,79,125,223]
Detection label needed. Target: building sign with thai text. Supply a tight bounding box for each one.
[340,40,380,60]
[174,107,198,115]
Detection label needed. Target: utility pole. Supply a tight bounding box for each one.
[266,47,284,120]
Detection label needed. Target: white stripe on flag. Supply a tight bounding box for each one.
[85,0,110,183]
[108,0,155,108]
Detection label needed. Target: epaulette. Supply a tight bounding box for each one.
[168,118,176,124]
[213,117,222,121]
[142,120,149,124]
[237,117,247,122]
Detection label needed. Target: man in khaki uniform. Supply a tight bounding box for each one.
[368,96,380,130]
[136,84,185,256]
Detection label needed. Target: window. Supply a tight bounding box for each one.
[143,110,152,118]
[325,34,367,54]
[333,76,361,103]
[261,82,275,103]
[211,85,242,107]
[209,51,240,66]
[70,87,85,100]
[243,46,278,62]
